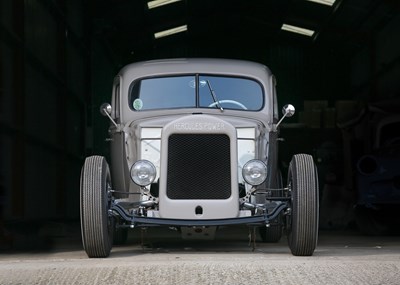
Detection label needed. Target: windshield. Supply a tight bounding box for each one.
[129,75,264,111]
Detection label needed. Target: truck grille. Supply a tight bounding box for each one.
[167,134,231,199]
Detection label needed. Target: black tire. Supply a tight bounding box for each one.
[80,156,113,258]
[287,154,319,256]
[259,170,283,243]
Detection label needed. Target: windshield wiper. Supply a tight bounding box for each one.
[206,80,223,112]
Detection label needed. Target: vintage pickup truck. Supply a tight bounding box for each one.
[80,58,319,257]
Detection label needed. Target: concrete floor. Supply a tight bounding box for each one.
[1,224,400,284]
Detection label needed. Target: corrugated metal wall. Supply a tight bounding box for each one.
[350,14,400,101]
[0,0,89,221]
[90,37,118,157]
[265,44,350,110]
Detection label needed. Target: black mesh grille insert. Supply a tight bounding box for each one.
[167,134,231,200]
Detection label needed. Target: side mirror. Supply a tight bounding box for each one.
[99,102,119,128]
[282,104,295,117]
[274,104,295,130]
[100,103,112,116]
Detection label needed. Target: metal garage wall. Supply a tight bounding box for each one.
[350,14,400,101]
[0,0,13,225]
[0,0,89,221]
[375,14,400,100]
[64,0,89,219]
[90,38,117,157]
[265,44,350,110]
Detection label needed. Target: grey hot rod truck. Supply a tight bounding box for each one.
[80,58,319,258]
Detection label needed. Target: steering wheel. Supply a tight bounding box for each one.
[208,100,248,110]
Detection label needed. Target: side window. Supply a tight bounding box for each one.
[272,75,279,122]
[112,81,120,122]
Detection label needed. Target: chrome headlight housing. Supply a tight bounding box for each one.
[130,160,157,186]
[242,159,268,186]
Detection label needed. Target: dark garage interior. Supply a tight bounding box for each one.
[1,0,400,250]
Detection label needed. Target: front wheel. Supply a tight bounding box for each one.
[287,154,319,256]
[80,156,113,258]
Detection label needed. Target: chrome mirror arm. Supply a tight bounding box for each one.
[100,103,121,131]
[102,108,119,129]
[273,104,295,131]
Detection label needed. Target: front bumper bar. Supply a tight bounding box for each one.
[110,202,289,228]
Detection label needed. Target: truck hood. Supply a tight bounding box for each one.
[127,113,267,135]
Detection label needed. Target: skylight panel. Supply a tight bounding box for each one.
[281,24,315,37]
[148,0,182,9]
[154,25,188,39]
[305,0,336,6]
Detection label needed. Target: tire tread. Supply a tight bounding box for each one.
[80,156,112,258]
[287,154,319,256]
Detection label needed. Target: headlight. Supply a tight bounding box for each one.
[242,160,267,186]
[130,160,156,186]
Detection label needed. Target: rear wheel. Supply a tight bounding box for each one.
[80,156,113,258]
[287,154,319,256]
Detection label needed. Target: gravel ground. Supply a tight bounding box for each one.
[1,227,400,285]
